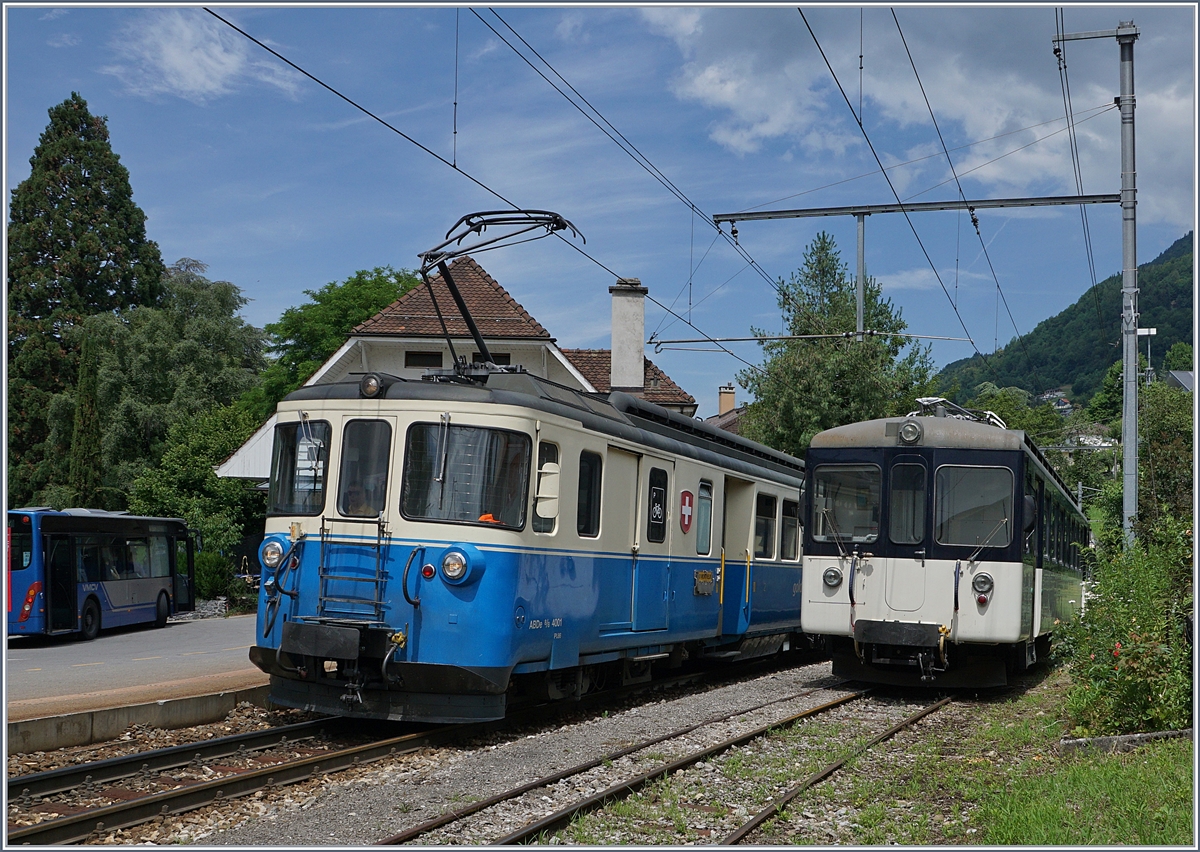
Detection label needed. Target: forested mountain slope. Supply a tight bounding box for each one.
[936,232,1194,404]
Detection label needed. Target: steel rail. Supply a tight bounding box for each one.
[7,717,340,802]
[9,650,823,844]
[489,689,869,845]
[721,696,953,844]
[376,679,850,845]
[6,723,466,845]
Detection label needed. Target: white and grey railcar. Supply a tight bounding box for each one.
[801,403,1087,686]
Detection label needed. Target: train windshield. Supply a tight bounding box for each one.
[935,465,1014,548]
[811,465,880,543]
[269,420,332,515]
[402,424,531,529]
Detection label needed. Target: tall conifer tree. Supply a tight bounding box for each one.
[7,92,164,506]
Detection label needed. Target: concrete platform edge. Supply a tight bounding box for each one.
[7,685,272,755]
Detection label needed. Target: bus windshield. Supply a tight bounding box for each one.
[401,424,531,529]
[8,518,32,572]
[811,465,881,543]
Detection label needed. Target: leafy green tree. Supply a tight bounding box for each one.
[68,324,103,506]
[1163,341,1193,372]
[238,266,419,422]
[130,405,266,554]
[7,92,164,506]
[738,232,934,455]
[1136,381,1193,542]
[89,259,267,506]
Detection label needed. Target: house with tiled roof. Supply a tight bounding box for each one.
[217,257,696,479]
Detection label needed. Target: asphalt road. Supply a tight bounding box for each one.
[5,614,268,720]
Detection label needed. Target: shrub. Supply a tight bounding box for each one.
[226,577,258,614]
[1059,522,1193,736]
[194,550,234,600]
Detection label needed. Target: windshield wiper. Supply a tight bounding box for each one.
[968,516,1010,563]
[820,507,849,560]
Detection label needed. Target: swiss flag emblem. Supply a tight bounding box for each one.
[680,490,694,533]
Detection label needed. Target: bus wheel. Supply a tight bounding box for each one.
[155,592,170,628]
[81,599,101,641]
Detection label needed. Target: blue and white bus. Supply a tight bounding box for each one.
[7,508,195,640]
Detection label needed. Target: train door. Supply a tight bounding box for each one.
[720,475,755,636]
[45,534,76,632]
[884,456,929,613]
[633,456,673,631]
[603,447,639,626]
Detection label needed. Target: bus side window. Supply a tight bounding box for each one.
[150,537,172,578]
[128,539,151,578]
[77,536,102,583]
[101,538,127,581]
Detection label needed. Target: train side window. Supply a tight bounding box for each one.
[754,493,777,559]
[934,466,1013,548]
[533,442,560,533]
[781,499,800,560]
[696,481,713,555]
[888,464,926,545]
[338,419,392,517]
[647,468,668,543]
[577,451,602,537]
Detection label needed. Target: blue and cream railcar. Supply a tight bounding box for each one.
[249,370,806,722]
[800,403,1086,686]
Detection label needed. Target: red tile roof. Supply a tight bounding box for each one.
[560,349,697,408]
[353,256,552,340]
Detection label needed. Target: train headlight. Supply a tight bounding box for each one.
[360,372,382,399]
[822,566,843,588]
[972,572,994,594]
[898,420,923,445]
[435,543,486,586]
[441,551,467,581]
[262,540,285,569]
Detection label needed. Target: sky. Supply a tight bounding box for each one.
[4,3,1196,417]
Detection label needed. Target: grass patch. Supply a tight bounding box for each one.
[978,738,1193,845]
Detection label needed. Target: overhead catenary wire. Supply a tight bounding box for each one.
[203,7,759,377]
[890,8,1049,397]
[1055,7,1109,341]
[475,9,804,328]
[738,102,1115,215]
[797,8,994,376]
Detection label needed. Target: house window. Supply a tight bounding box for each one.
[472,352,511,365]
[405,351,443,368]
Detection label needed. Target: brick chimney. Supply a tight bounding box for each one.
[718,384,736,415]
[609,277,647,394]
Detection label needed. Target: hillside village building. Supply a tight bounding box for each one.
[217,257,696,481]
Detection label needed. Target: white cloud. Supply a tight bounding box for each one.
[879,267,990,293]
[639,7,1194,233]
[40,9,67,21]
[47,32,79,48]
[555,12,588,44]
[101,9,303,104]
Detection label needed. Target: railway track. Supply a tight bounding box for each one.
[7,652,821,845]
[376,690,951,845]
